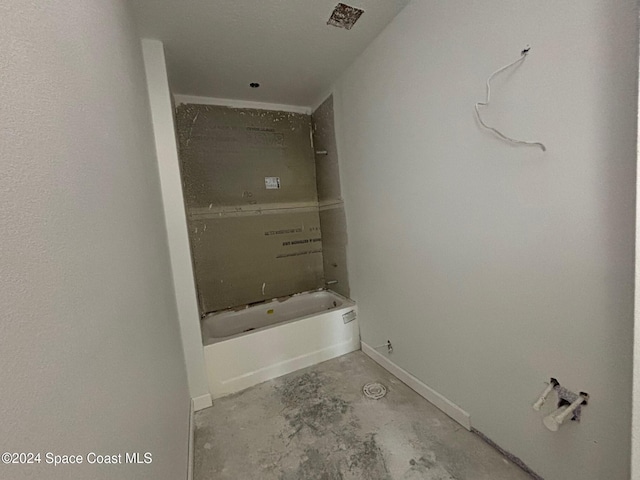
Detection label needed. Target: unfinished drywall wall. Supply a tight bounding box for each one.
[312,96,350,297]
[176,104,323,312]
[333,1,637,479]
[0,2,191,479]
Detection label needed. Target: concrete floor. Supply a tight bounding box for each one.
[194,351,533,480]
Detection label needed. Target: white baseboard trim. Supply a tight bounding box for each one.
[187,400,195,480]
[361,341,471,431]
[192,393,212,412]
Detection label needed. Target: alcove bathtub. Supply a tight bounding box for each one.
[200,289,359,398]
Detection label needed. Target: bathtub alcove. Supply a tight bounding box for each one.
[175,95,357,398]
[202,289,358,398]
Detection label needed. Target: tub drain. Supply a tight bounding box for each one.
[363,382,387,400]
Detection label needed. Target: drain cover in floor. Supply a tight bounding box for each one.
[363,382,387,400]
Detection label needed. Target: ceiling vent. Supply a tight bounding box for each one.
[327,3,364,30]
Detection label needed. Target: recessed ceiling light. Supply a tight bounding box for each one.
[327,3,364,30]
[250,82,260,88]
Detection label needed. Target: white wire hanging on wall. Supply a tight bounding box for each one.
[474,46,546,152]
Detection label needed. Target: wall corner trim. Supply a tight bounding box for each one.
[141,38,211,401]
[361,341,471,430]
[192,393,213,412]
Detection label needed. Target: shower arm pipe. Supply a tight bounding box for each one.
[474,46,546,152]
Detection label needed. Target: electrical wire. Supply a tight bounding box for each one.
[474,47,546,152]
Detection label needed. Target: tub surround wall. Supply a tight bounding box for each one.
[332,1,637,479]
[177,106,318,207]
[312,96,350,298]
[188,211,323,311]
[175,104,324,313]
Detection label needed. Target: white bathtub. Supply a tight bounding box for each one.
[201,289,359,398]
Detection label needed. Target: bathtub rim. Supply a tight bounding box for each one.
[200,288,355,346]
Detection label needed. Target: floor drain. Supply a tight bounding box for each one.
[363,382,387,400]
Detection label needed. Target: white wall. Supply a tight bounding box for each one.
[333,1,637,479]
[0,2,191,479]
[634,16,640,478]
[142,40,211,410]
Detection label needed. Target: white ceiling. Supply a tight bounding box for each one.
[131,0,409,107]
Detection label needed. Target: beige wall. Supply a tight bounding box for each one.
[334,1,637,478]
[0,2,190,479]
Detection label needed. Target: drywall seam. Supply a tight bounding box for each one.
[319,199,345,208]
[173,94,311,114]
[361,342,472,430]
[189,208,320,219]
[188,201,319,217]
[141,39,211,403]
[319,201,345,212]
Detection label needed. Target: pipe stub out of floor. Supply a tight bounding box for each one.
[363,382,387,400]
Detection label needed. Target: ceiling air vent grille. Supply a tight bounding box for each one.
[327,3,364,30]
